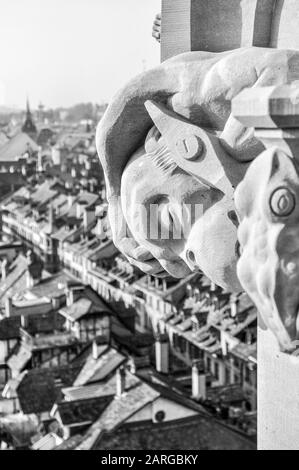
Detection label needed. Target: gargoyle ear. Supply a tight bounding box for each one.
[268,148,294,180]
[269,149,284,178]
[144,100,190,142]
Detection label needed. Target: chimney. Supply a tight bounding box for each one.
[83,206,95,231]
[1,259,8,281]
[49,203,55,232]
[192,360,206,400]
[66,286,85,306]
[51,295,60,310]
[76,201,87,219]
[186,284,193,297]
[155,333,169,374]
[116,366,126,397]
[21,315,28,329]
[26,250,43,288]
[92,339,100,360]
[194,288,200,302]
[37,147,43,172]
[85,160,91,171]
[5,296,13,317]
[230,295,238,318]
[210,282,216,292]
[68,192,76,209]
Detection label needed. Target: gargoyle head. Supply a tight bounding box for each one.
[120,101,243,291]
[235,148,299,352]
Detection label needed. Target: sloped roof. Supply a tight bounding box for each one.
[73,347,126,387]
[0,316,21,340]
[207,384,246,405]
[31,432,63,451]
[58,286,113,322]
[28,271,77,300]
[54,434,83,450]
[0,311,64,341]
[0,173,25,185]
[231,342,257,363]
[7,343,32,374]
[76,375,159,450]
[62,372,140,402]
[0,413,39,449]
[0,253,28,307]
[0,132,38,161]
[0,130,9,147]
[96,413,255,451]
[75,370,208,450]
[53,396,113,426]
[17,366,81,414]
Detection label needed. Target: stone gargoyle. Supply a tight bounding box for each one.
[96,47,299,298]
[234,146,299,352]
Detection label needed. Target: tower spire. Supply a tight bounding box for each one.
[26,96,31,115]
[22,95,37,140]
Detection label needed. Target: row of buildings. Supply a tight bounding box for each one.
[0,102,257,450]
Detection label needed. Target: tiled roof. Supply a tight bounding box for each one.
[17,366,81,414]
[54,434,83,450]
[231,342,257,363]
[76,367,213,451]
[0,173,26,185]
[0,413,39,449]
[138,371,209,416]
[0,254,28,307]
[0,132,38,161]
[7,343,32,373]
[62,373,141,402]
[207,384,246,404]
[0,316,21,340]
[76,375,159,450]
[73,347,126,387]
[53,396,113,426]
[31,432,63,451]
[58,286,113,322]
[28,271,77,299]
[96,414,255,450]
[0,310,64,342]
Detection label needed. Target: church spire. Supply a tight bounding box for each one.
[22,96,37,140]
[26,96,31,116]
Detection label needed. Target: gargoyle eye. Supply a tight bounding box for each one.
[270,187,296,217]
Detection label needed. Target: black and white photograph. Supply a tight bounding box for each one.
[1,0,299,453]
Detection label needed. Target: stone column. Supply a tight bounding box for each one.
[258,327,299,449]
[160,0,275,61]
[233,85,299,450]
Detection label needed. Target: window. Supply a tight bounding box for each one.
[214,362,219,381]
[245,367,251,384]
[190,343,202,360]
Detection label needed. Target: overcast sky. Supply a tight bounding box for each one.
[0,0,161,109]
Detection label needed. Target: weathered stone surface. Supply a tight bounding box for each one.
[96,48,299,291]
[233,83,299,352]
[161,0,276,61]
[232,85,299,129]
[160,0,299,61]
[270,0,299,49]
[234,146,299,352]
[258,327,299,449]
